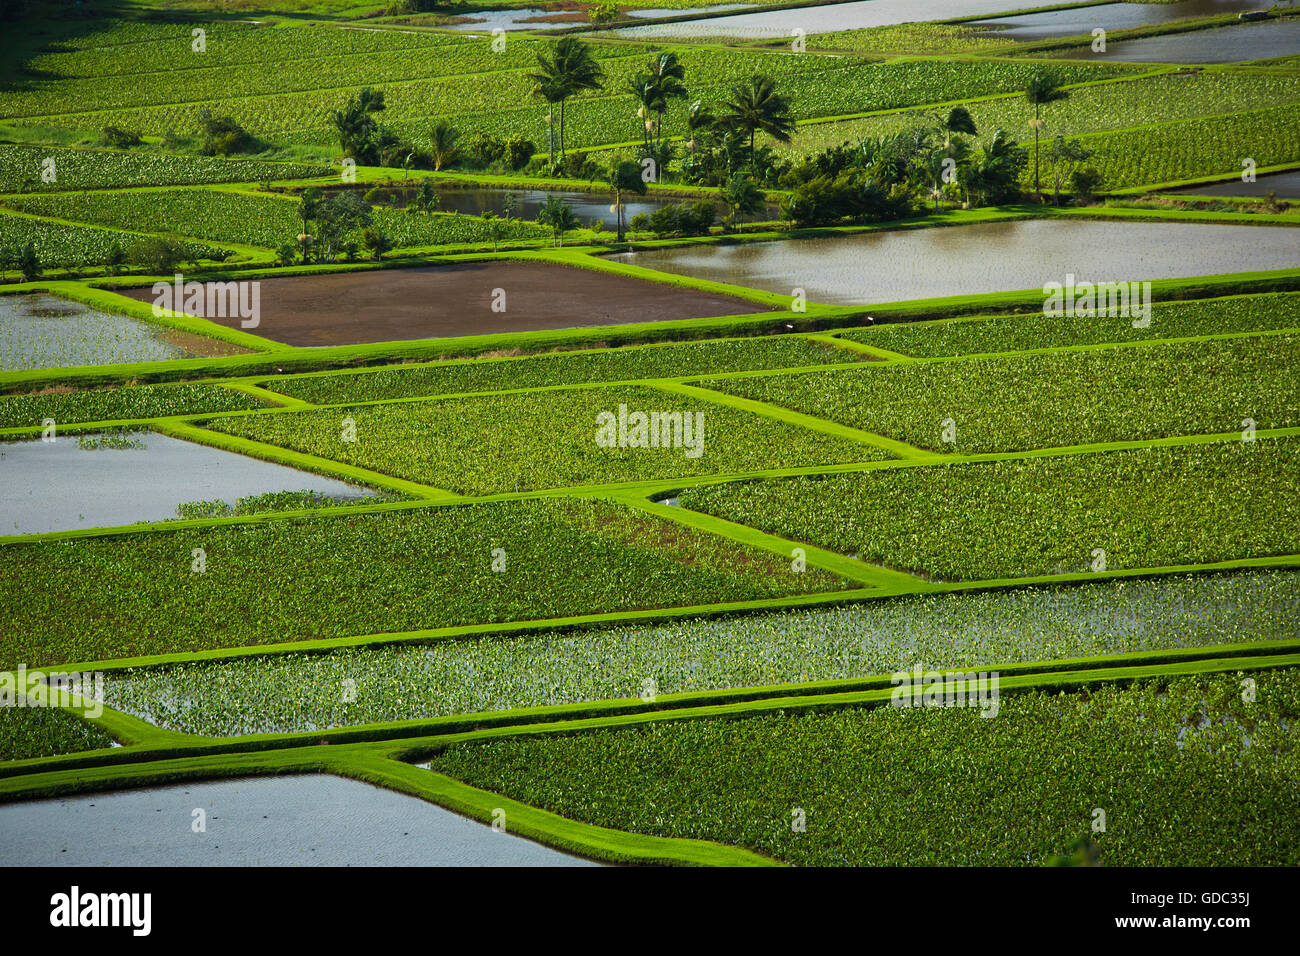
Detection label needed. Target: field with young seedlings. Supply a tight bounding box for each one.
[0,0,1297,890]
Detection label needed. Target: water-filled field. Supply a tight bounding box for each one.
[1052,17,1300,63]
[616,219,1300,304]
[968,0,1269,42]
[0,294,240,371]
[0,775,595,866]
[0,431,377,534]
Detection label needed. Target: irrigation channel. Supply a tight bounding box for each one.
[614,218,1300,304]
[0,775,597,866]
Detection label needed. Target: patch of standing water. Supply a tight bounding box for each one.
[439,4,747,31]
[0,294,227,371]
[967,0,1270,42]
[0,775,597,866]
[614,219,1300,305]
[374,184,777,228]
[1049,16,1300,62]
[609,0,1158,40]
[1165,169,1300,199]
[0,430,378,535]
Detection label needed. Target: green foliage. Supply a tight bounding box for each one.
[704,335,1300,453]
[0,498,842,668]
[0,707,113,762]
[679,437,1300,580]
[838,293,1300,357]
[205,384,882,495]
[434,670,1300,865]
[174,488,393,520]
[0,212,225,268]
[263,335,866,404]
[0,384,265,430]
[0,145,327,193]
[103,569,1300,735]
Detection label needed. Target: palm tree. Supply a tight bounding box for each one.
[529,61,566,168]
[537,194,578,246]
[626,75,663,152]
[530,37,605,166]
[645,52,687,150]
[1025,72,1069,198]
[429,121,460,172]
[608,160,647,241]
[720,174,764,228]
[721,75,795,174]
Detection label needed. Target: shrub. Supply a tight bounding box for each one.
[643,200,716,237]
[99,126,142,148]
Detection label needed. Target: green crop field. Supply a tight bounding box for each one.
[1,0,1297,890]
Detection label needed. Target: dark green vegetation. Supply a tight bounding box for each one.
[704,335,1299,453]
[0,382,265,429]
[103,570,1300,736]
[837,293,1300,357]
[680,437,1300,580]
[262,335,865,404]
[204,384,882,495]
[0,705,114,761]
[434,670,1300,866]
[0,498,842,668]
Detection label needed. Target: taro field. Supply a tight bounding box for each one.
[0,0,1297,901]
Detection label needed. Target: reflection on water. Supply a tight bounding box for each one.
[1052,17,1300,63]
[613,0,1136,39]
[0,431,377,534]
[0,294,220,372]
[969,0,1270,41]
[440,3,747,32]
[0,775,597,866]
[1167,169,1300,198]
[616,219,1300,304]
[373,185,775,228]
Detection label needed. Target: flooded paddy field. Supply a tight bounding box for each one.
[0,430,377,535]
[0,774,596,866]
[615,219,1300,305]
[0,294,246,372]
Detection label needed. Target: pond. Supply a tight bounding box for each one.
[0,294,244,372]
[0,430,378,535]
[1167,169,1300,198]
[376,184,776,228]
[0,774,596,866]
[613,219,1300,305]
[1051,17,1300,63]
[968,0,1271,42]
[610,0,1141,40]
[439,3,749,31]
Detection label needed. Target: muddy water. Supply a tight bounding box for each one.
[0,294,234,372]
[969,1,1269,41]
[1169,169,1300,198]
[615,219,1300,305]
[1050,15,1300,61]
[439,3,747,31]
[611,0,1187,39]
[379,185,778,228]
[0,774,596,866]
[0,430,377,535]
